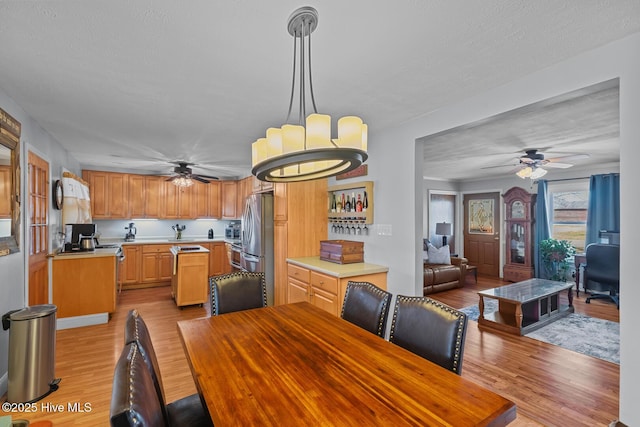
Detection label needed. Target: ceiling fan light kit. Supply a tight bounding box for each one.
[166,162,219,187]
[251,6,368,183]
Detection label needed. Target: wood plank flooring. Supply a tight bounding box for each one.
[0,277,620,426]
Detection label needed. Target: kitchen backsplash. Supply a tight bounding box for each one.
[93,219,236,241]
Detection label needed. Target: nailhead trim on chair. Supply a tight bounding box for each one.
[341,281,391,337]
[209,271,267,315]
[390,295,467,374]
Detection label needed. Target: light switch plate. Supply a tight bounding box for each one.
[377,224,392,236]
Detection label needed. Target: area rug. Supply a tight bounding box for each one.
[460,300,620,364]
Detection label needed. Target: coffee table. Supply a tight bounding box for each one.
[478,278,574,335]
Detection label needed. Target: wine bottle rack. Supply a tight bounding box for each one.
[327,181,373,224]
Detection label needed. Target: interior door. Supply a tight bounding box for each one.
[463,192,501,277]
[28,151,49,305]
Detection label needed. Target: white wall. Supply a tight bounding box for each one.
[0,87,81,396]
[342,33,639,424]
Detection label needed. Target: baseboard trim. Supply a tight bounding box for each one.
[56,313,108,330]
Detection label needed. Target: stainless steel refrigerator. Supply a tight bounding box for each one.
[240,193,274,305]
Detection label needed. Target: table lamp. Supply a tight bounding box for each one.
[435,222,452,247]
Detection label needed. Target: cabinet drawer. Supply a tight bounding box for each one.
[142,244,173,254]
[287,264,310,283]
[310,271,338,294]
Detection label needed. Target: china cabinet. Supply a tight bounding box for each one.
[503,186,536,282]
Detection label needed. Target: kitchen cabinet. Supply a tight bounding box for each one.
[252,176,273,194]
[83,170,129,219]
[286,257,388,316]
[120,245,141,289]
[141,244,174,284]
[273,180,328,306]
[0,165,10,218]
[286,263,340,316]
[194,180,221,218]
[236,176,252,216]
[206,241,231,277]
[162,181,194,219]
[221,180,238,219]
[52,252,118,318]
[170,246,209,307]
[129,175,164,218]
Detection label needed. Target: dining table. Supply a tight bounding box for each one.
[177,302,516,426]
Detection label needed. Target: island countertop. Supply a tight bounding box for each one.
[286,256,389,278]
[51,247,121,260]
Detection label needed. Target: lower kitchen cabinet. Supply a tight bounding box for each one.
[207,242,232,277]
[141,244,174,285]
[52,253,118,318]
[286,258,388,317]
[120,245,141,288]
[171,247,209,307]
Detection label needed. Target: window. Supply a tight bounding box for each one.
[548,181,589,252]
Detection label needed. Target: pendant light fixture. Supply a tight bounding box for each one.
[251,6,368,182]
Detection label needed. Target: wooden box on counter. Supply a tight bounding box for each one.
[320,240,364,264]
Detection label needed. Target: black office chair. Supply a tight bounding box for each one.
[210,271,267,316]
[583,243,620,309]
[389,296,468,375]
[341,281,392,337]
[123,309,212,427]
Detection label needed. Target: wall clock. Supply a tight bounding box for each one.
[53,179,63,210]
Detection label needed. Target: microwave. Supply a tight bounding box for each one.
[225,223,241,240]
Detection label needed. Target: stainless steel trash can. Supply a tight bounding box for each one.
[1,304,60,403]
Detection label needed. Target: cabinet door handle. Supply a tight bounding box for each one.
[319,281,324,284]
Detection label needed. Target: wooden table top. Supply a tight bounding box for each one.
[177,302,516,426]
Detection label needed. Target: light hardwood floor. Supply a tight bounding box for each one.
[0,276,619,426]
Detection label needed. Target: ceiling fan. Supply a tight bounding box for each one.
[511,149,590,179]
[165,162,219,186]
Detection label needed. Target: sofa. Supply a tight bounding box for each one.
[423,256,468,295]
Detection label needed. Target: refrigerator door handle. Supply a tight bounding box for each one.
[241,252,261,263]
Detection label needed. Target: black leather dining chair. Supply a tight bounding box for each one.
[210,271,267,315]
[110,342,166,427]
[341,281,392,337]
[583,243,620,308]
[389,296,468,375]
[123,309,212,427]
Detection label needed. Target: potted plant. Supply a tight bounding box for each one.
[539,238,576,281]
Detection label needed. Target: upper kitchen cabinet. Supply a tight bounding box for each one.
[162,180,194,219]
[83,170,129,219]
[194,180,221,219]
[252,176,273,194]
[221,180,238,219]
[236,177,252,217]
[129,175,164,218]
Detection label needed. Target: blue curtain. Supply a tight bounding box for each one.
[586,173,620,245]
[534,180,551,278]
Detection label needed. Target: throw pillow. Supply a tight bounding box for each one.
[427,244,451,264]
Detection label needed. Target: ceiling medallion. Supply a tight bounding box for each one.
[251,6,368,182]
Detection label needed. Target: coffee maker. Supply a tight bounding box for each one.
[124,222,137,242]
[63,223,97,252]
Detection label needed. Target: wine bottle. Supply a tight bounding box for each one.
[356,194,363,212]
[331,194,336,212]
[336,193,343,212]
[344,192,351,212]
[351,193,356,212]
[363,191,368,212]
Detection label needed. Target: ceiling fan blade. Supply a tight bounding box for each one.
[165,176,177,182]
[192,176,210,184]
[546,154,590,163]
[196,174,220,180]
[544,162,574,169]
[480,162,518,170]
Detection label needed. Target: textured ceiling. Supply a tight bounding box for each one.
[0,1,638,180]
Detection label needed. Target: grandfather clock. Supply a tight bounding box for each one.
[503,187,536,282]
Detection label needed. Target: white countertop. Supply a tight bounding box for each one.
[99,237,227,245]
[287,256,389,278]
[170,245,210,255]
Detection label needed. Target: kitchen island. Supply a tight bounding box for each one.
[286,256,389,316]
[170,245,210,307]
[51,247,121,321]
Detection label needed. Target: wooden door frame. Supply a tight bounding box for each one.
[26,147,51,305]
[461,190,504,278]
